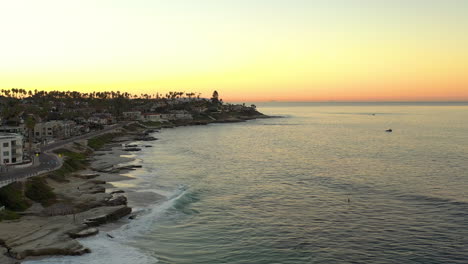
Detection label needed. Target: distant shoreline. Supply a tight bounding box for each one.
[244,101,468,106]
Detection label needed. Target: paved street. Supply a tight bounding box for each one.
[41,123,126,152]
[0,122,128,186]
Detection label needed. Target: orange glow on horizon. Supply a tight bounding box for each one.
[1,1,468,102]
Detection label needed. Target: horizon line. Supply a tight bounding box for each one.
[236,100,468,104]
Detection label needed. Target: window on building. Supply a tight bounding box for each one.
[3,151,9,156]
[3,159,9,164]
[3,142,8,147]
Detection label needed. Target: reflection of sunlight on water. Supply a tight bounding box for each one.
[24,104,468,264]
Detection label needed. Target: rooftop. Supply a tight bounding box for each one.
[0,133,22,139]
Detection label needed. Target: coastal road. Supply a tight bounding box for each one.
[0,122,130,186]
[41,122,129,152]
[0,153,62,187]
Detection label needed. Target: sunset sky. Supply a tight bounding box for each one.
[1,0,467,102]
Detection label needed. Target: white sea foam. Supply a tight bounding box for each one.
[24,186,188,264]
[112,185,187,238]
[23,235,158,264]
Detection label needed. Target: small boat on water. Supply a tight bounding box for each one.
[385,129,393,132]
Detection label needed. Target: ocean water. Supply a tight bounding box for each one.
[26,103,468,264]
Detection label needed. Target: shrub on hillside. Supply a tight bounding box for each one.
[0,182,31,211]
[88,133,122,150]
[0,209,20,221]
[25,177,57,206]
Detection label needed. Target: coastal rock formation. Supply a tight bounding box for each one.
[73,193,112,211]
[89,180,106,184]
[93,164,142,174]
[105,195,127,206]
[213,117,244,123]
[0,243,19,264]
[73,173,100,179]
[87,185,106,194]
[68,228,99,239]
[0,218,92,260]
[123,147,141,152]
[0,206,131,261]
[83,205,132,227]
[128,213,137,220]
[135,136,158,141]
[11,238,90,260]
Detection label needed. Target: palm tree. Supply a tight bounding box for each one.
[25,115,36,163]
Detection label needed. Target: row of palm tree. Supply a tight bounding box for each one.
[0,88,202,101]
[0,88,32,98]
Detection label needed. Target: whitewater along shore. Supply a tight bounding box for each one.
[0,111,271,263]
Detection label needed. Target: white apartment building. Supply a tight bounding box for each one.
[0,133,23,165]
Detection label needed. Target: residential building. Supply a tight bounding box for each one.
[141,113,166,122]
[0,133,23,165]
[34,120,77,141]
[160,110,193,121]
[0,125,26,135]
[123,111,142,121]
[88,113,115,125]
[172,110,193,120]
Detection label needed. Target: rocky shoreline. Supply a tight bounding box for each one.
[0,133,146,263]
[0,112,271,263]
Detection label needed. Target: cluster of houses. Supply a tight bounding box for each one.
[0,113,117,168]
[122,110,193,122]
[0,90,254,168]
[0,109,196,168]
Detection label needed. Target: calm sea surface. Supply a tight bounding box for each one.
[27,103,468,264]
